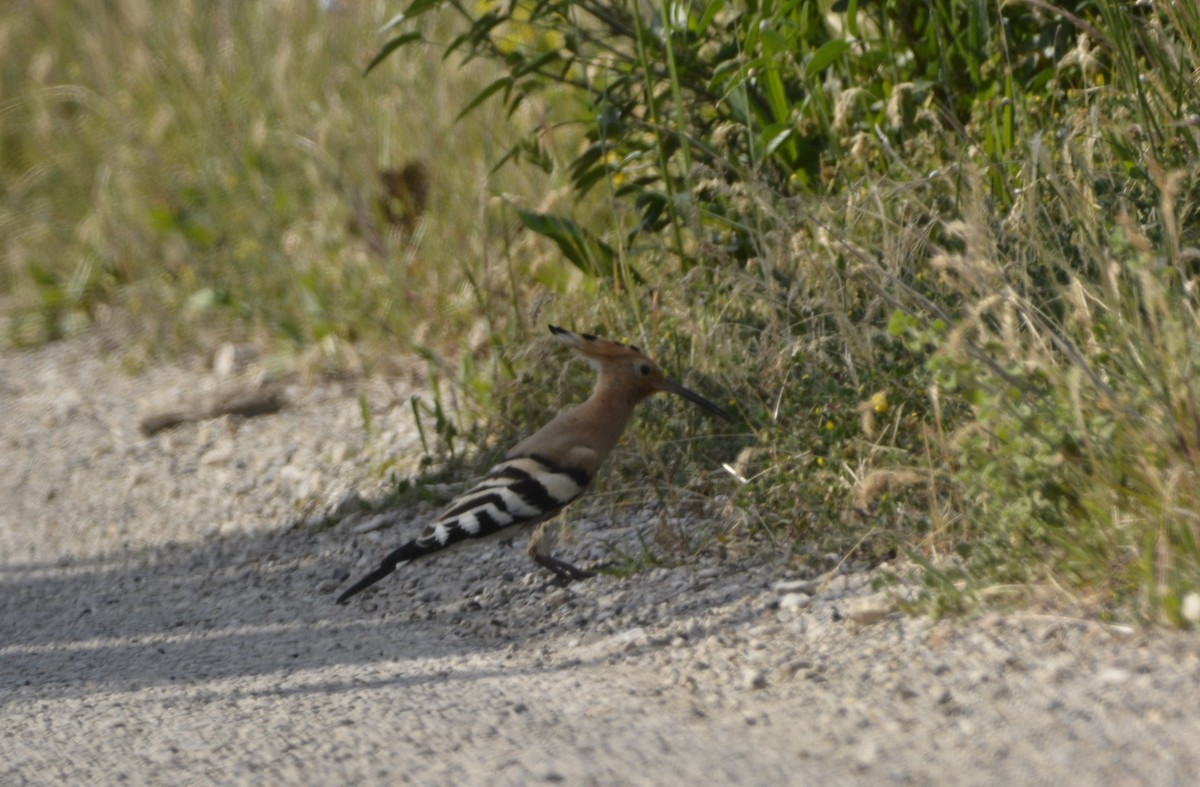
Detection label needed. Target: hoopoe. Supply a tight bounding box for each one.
[336,324,732,604]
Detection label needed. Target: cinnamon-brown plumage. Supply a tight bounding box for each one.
[336,324,731,604]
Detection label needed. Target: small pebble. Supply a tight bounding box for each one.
[741,668,767,691]
[779,593,813,613]
[772,579,818,596]
[199,441,235,466]
[1182,592,1200,626]
[845,595,896,625]
[928,686,952,705]
[352,513,395,534]
[1097,667,1131,685]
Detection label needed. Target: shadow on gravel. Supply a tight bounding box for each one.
[0,522,528,705]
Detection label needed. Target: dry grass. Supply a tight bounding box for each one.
[0,0,575,368]
[5,0,1200,625]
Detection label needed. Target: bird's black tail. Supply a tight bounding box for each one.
[336,540,434,604]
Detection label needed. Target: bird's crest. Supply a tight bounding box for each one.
[547,324,733,421]
[549,324,646,363]
[334,322,732,604]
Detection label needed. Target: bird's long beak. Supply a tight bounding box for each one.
[659,378,734,422]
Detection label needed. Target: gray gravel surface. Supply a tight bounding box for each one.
[3,338,1199,786]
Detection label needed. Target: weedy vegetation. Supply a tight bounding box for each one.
[4,0,1200,625]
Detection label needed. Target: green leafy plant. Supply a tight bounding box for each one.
[350,0,1200,623]
[9,0,1200,625]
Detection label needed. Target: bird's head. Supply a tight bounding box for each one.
[549,324,732,421]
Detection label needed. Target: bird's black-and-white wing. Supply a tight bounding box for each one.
[336,453,591,603]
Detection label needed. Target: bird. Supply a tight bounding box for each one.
[336,324,733,604]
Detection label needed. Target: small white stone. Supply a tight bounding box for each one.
[779,593,813,613]
[213,343,239,377]
[1182,591,1200,625]
[772,579,818,595]
[741,668,767,690]
[611,627,647,647]
[544,589,572,609]
[199,441,234,466]
[928,685,952,704]
[351,513,394,534]
[1097,667,1131,685]
[856,739,880,767]
[777,659,811,680]
[845,595,896,625]
[213,343,260,377]
[328,441,350,465]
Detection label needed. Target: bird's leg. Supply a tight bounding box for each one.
[528,520,594,585]
[534,553,595,584]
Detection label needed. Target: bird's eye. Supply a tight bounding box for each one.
[636,362,652,377]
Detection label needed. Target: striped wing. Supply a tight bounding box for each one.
[336,453,590,603]
[418,453,591,548]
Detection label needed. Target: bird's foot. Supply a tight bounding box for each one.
[534,554,595,585]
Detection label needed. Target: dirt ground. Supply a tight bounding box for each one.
[2,337,1199,786]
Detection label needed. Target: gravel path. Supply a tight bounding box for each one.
[3,338,1199,785]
